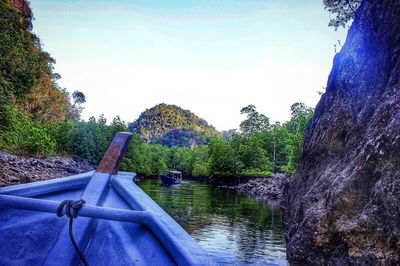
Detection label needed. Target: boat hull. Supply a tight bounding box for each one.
[0,172,215,266]
[161,175,181,185]
[0,132,215,265]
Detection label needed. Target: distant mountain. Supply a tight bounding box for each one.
[131,104,219,147]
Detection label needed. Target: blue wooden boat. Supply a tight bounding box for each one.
[161,170,182,185]
[0,132,216,266]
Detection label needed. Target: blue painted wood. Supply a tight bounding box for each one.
[0,194,152,223]
[161,174,182,185]
[87,177,176,265]
[44,172,112,266]
[0,172,217,266]
[111,174,216,266]
[0,171,94,197]
[0,132,217,265]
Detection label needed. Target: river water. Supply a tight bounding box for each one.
[136,178,288,265]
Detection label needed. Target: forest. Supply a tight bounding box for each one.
[0,100,313,178]
[0,0,313,179]
[3,0,398,265]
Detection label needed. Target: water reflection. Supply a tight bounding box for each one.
[136,178,287,265]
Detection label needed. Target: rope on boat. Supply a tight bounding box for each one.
[57,199,89,266]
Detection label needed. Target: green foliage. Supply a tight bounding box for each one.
[131,103,219,146]
[120,134,153,175]
[0,1,85,158]
[0,101,312,177]
[323,0,361,30]
[231,134,273,174]
[208,137,241,177]
[49,119,75,154]
[191,146,210,177]
[147,144,169,174]
[240,169,272,177]
[192,159,211,177]
[240,105,270,135]
[282,103,314,173]
[0,1,38,100]
[68,116,129,164]
[0,0,81,128]
[0,0,316,179]
[24,124,57,156]
[160,129,209,147]
[66,90,86,121]
[0,105,56,155]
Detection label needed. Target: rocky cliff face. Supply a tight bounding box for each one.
[283,0,400,265]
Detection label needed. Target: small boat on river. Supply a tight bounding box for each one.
[0,132,215,266]
[161,170,182,185]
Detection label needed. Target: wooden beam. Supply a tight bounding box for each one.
[96,132,132,174]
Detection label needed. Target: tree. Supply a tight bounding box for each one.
[72,91,86,105]
[323,0,362,30]
[239,105,270,135]
[120,133,153,176]
[283,103,314,173]
[191,145,210,177]
[208,137,240,176]
[289,103,313,124]
[67,90,86,121]
[0,1,71,123]
[259,122,290,172]
[110,116,128,136]
[231,134,272,175]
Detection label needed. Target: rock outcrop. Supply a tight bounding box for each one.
[283,0,400,265]
[220,174,287,199]
[131,103,219,147]
[0,152,93,187]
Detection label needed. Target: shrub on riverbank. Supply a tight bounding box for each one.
[0,1,313,179]
[0,104,312,178]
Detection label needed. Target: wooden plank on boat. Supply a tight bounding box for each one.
[0,132,217,265]
[97,132,132,174]
[44,132,133,265]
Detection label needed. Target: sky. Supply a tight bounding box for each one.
[30,0,348,131]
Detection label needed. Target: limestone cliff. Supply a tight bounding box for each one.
[283,0,400,264]
[131,104,219,147]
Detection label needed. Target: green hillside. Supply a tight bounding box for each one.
[0,1,83,155]
[0,1,73,123]
[131,104,219,147]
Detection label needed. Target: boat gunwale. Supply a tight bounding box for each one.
[0,171,95,197]
[0,131,216,266]
[111,175,216,265]
[0,173,216,266]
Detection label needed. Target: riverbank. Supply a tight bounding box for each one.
[178,173,288,200]
[0,151,93,187]
[0,150,288,201]
[217,174,288,200]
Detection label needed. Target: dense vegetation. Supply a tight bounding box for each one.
[0,0,315,180]
[0,1,85,155]
[131,103,219,147]
[14,102,311,178]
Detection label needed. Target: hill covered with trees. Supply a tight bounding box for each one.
[0,0,314,183]
[131,103,219,147]
[0,0,84,155]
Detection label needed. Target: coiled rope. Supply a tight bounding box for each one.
[57,199,89,266]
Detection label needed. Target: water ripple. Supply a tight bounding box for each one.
[136,178,288,265]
